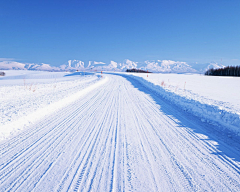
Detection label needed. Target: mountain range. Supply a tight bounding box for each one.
[0,59,224,73]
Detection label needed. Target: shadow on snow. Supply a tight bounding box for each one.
[112,73,240,167]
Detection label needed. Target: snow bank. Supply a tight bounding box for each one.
[124,74,240,136]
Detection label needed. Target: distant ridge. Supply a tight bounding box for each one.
[0,59,225,73]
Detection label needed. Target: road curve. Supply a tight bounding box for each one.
[0,74,240,191]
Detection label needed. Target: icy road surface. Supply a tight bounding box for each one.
[0,74,240,191]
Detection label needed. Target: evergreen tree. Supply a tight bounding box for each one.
[205,66,240,77]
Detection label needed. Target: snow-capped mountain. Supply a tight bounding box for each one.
[190,62,225,73]
[0,59,226,73]
[59,60,85,71]
[0,61,59,71]
[141,60,197,73]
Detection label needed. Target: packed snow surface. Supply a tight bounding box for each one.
[0,70,240,191]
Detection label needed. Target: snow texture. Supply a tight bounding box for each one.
[0,71,239,191]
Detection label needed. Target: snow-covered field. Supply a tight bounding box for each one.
[0,70,103,140]
[0,70,240,191]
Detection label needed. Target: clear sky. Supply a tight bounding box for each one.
[0,0,239,66]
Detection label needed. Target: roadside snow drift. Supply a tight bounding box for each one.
[126,73,240,136]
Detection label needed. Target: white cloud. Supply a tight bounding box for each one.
[0,58,15,61]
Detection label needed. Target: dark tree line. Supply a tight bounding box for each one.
[205,66,240,77]
[126,68,151,73]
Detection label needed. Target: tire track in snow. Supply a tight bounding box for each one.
[0,83,105,186]
[55,79,120,192]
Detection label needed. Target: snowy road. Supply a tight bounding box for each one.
[0,74,240,191]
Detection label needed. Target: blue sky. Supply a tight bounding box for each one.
[0,0,239,66]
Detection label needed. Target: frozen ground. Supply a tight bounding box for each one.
[0,71,240,191]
